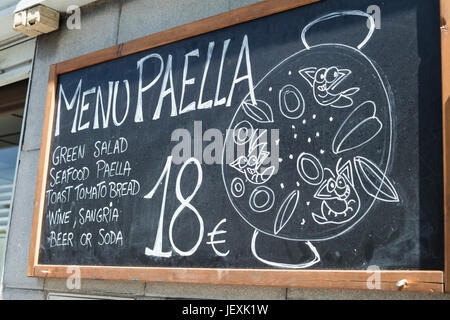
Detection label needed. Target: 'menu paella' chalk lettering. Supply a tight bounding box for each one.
[54,36,256,136]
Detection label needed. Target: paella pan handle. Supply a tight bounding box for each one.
[301,10,376,50]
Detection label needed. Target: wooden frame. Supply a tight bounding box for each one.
[441,0,450,293]
[26,0,447,293]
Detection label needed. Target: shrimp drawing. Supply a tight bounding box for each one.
[312,159,361,225]
[299,66,360,108]
[229,129,275,185]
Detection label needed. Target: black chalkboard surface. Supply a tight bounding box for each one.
[34,0,443,275]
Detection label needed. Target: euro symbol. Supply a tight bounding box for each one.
[206,218,230,257]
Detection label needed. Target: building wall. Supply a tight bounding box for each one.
[2,0,449,300]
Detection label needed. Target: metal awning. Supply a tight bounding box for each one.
[0,39,35,87]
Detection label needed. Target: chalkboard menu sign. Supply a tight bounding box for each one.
[28,0,449,292]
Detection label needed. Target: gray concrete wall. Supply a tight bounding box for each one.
[2,0,449,300]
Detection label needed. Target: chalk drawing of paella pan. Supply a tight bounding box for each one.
[222,11,400,268]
